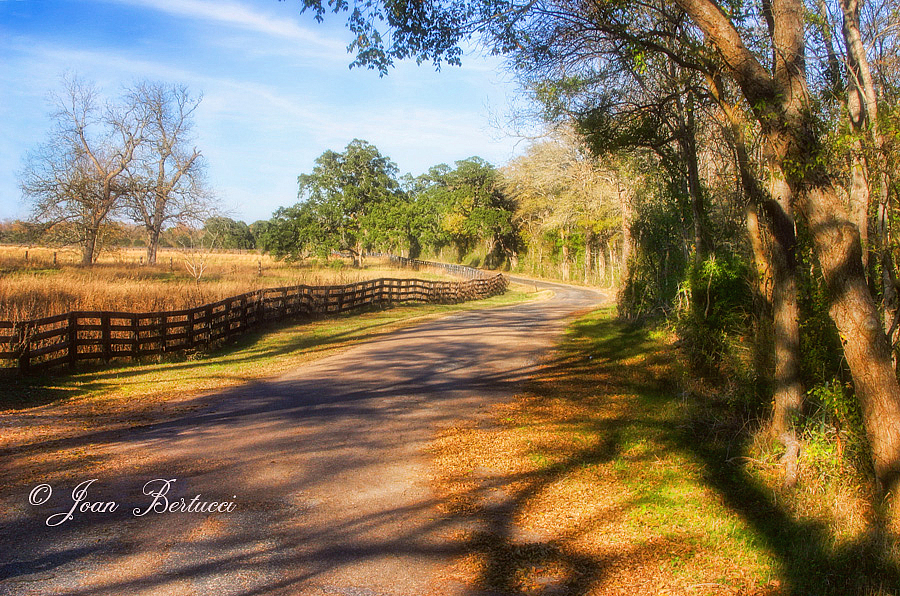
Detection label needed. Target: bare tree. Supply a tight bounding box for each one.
[125,82,211,265]
[20,75,144,264]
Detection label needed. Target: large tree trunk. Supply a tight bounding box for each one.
[838,0,899,360]
[763,133,804,487]
[767,192,803,488]
[802,183,900,497]
[82,232,97,265]
[711,74,803,486]
[146,227,161,265]
[839,0,872,268]
[745,203,776,386]
[677,0,900,502]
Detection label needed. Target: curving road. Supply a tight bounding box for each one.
[1,277,603,596]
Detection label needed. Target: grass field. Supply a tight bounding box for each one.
[0,245,450,322]
[430,306,898,595]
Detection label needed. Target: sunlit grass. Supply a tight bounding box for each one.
[0,245,451,321]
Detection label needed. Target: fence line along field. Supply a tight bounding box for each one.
[0,255,507,374]
[0,246,451,323]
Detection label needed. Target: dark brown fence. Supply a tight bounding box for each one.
[0,273,507,375]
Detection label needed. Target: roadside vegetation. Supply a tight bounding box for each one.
[432,306,899,595]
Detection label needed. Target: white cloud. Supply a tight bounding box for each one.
[107,0,344,51]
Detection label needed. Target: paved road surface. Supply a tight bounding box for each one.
[1,277,603,596]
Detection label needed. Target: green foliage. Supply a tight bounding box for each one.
[248,220,271,249]
[806,382,862,439]
[260,144,516,268]
[676,254,752,375]
[202,217,255,250]
[691,256,751,325]
[261,139,408,262]
[792,224,864,445]
[618,185,687,318]
[260,202,324,261]
[798,381,873,491]
[404,157,516,265]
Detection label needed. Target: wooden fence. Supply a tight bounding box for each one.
[385,255,488,279]
[0,272,507,375]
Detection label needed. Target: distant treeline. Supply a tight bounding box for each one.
[8,134,628,287]
[0,217,264,252]
[259,137,626,286]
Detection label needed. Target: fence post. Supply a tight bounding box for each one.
[17,322,30,375]
[68,312,78,369]
[159,314,167,353]
[258,289,267,324]
[205,304,214,344]
[187,309,196,348]
[101,313,112,362]
[132,314,140,357]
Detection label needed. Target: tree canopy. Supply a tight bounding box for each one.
[263,139,406,264]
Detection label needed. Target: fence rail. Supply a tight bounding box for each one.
[0,269,507,375]
[382,255,489,280]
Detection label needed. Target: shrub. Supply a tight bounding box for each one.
[676,254,752,376]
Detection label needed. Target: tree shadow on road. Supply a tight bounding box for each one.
[0,300,489,412]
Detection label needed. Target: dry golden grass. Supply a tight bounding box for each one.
[0,245,448,321]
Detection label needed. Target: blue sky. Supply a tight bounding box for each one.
[0,0,529,223]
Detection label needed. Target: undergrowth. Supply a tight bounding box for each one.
[433,306,900,595]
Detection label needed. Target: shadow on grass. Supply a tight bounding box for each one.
[439,306,900,595]
[0,306,418,411]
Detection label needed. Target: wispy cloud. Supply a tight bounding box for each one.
[106,0,344,50]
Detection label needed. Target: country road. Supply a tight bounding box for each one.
[1,277,604,596]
